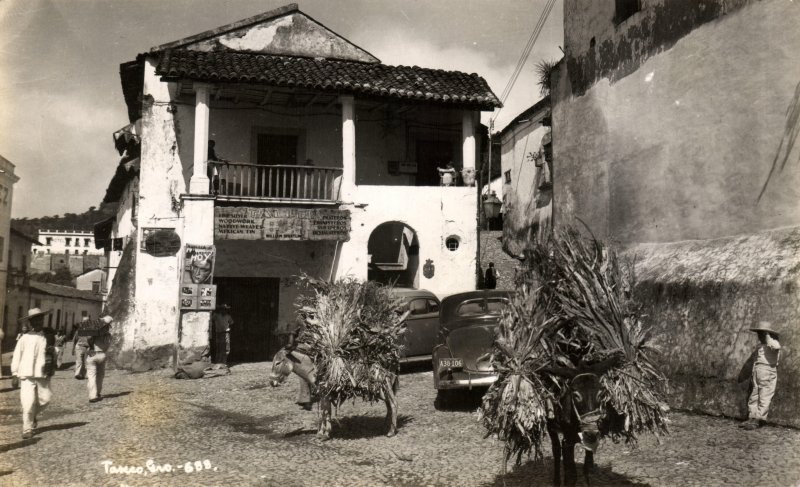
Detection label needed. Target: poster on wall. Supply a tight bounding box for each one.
[215,207,350,241]
[182,244,216,286]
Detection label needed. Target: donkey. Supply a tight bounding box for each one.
[546,373,604,487]
[269,347,399,439]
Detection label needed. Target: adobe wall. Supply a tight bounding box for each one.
[552,0,800,243]
[628,227,800,426]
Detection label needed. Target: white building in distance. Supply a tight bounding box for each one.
[32,230,104,256]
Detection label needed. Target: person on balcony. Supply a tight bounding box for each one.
[207,140,229,194]
[438,162,457,186]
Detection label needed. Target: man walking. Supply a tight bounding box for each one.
[211,305,233,364]
[72,316,91,379]
[11,308,55,439]
[85,315,113,403]
[740,321,781,430]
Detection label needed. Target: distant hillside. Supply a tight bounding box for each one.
[12,203,116,238]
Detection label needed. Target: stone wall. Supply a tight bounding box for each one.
[479,230,520,291]
[628,226,800,426]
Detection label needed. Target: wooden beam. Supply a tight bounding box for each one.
[370,103,388,113]
[305,93,320,109]
[259,88,273,106]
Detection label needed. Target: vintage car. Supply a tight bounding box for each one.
[391,288,441,363]
[432,290,511,407]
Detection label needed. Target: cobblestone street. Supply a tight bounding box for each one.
[1,360,799,487]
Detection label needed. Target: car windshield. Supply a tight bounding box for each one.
[456,298,508,317]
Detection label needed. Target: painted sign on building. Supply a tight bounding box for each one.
[215,207,350,241]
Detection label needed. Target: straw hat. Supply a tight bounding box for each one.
[749,321,780,338]
[18,307,52,322]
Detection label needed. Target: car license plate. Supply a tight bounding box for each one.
[440,358,463,369]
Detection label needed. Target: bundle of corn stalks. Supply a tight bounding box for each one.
[295,276,408,406]
[481,228,669,463]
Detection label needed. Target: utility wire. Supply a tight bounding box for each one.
[493,0,556,124]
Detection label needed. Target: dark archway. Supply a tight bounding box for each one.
[367,222,420,288]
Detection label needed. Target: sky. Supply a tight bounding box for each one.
[0,0,563,218]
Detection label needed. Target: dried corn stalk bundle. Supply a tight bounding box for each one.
[481,228,669,464]
[296,276,407,407]
[480,282,556,464]
[527,228,670,441]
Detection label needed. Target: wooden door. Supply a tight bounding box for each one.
[216,277,280,362]
[257,134,299,197]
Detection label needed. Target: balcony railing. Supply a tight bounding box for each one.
[211,162,342,203]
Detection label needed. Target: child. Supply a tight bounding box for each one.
[11,308,54,439]
[740,321,781,430]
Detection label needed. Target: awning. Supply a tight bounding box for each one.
[113,119,142,155]
[93,216,117,250]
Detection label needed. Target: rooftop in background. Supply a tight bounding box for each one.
[29,281,104,302]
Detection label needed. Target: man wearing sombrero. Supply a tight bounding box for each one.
[10,308,55,439]
[740,321,781,430]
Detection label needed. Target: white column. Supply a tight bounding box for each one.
[189,83,212,194]
[340,95,356,198]
[462,110,476,171]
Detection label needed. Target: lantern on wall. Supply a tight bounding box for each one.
[482,191,502,220]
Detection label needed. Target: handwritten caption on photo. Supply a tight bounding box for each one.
[101,459,217,475]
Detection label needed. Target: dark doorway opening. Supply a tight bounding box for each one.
[368,222,419,288]
[215,277,280,362]
[416,140,455,186]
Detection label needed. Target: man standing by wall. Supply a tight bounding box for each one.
[11,308,54,439]
[211,305,233,365]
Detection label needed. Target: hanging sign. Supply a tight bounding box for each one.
[215,207,350,241]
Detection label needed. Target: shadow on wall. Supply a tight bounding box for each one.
[758,80,800,203]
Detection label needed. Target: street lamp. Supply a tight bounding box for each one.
[483,191,502,227]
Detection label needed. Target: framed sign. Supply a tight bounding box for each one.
[141,228,181,256]
[215,207,350,241]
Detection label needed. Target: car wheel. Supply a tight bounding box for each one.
[434,390,454,410]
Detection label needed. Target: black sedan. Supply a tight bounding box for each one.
[432,290,510,407]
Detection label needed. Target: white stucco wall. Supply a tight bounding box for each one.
[338,185,478,298]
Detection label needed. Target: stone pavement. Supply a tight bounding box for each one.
[1,361,799,487]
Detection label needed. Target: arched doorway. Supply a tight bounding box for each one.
[367,222,420,288]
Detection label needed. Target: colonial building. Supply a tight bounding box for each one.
[26,282,103,336]
[100,4,500,370]
[496,97,551,256]
[550,0,800,425]
[74,268,107,295]
[0,155,20,350]
[3,228,38,352]
[32,230,103,256]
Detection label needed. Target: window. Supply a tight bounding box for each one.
[92,281,101,294]
[614,0,641,24]
[75,249,80,254]
[457,298,509,317]
[66,238,72,246]
[46,249,50,254]
[427,299,440,313]
[85,238,91,247]
[504,170,511,184]
[46,237,52,245]
[408,299,428,315]
[34,299,42,308]
[83,250,88,255]
[445,236,460,252]
[81,310,88,318]
[56,309,61,326]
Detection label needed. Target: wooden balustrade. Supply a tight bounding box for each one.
[210,162,342,202]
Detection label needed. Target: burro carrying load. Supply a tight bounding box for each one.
[270,276,409,439]
[479,228,670,487]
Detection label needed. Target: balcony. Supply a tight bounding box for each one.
[211,162,342,204]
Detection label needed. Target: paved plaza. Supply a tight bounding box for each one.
[1,358,799,487]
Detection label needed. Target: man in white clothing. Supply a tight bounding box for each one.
[11,308,54,439]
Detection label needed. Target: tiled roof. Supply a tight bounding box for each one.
[29,282,103,302]
[155,49,501,109]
